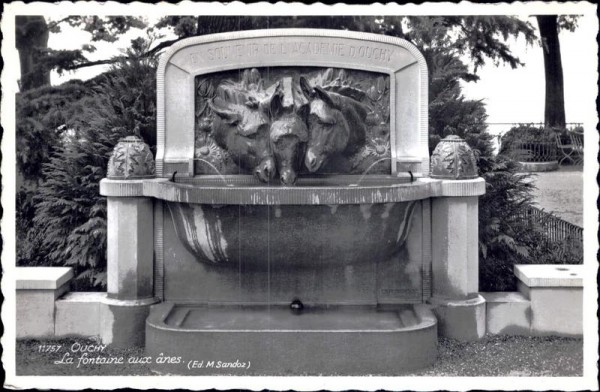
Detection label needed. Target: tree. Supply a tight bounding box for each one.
[536,15,578,128]
[537,15,565,128]
[15,16,147,92]
[16,16,51,91]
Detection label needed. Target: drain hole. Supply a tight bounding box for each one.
[290,299,304,313]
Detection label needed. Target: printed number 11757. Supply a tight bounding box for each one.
[38,345,62,353]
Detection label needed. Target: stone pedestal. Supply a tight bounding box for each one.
[100,297,158,347]
[428,192,486,341]
[100,189,158,347]
[99,137,159,347]
[431,196,479,298]
[16,267,73,338]
[429,295,486,341]
[428,194,485,340]
[107,196,154,300]
[427,136,486,341]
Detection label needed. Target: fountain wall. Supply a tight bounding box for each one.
[97,29,486,374]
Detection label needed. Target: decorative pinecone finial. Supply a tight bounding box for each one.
[107,136,155,179]
[430,135,478,180]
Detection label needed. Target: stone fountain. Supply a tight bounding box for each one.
[99,29,486,375]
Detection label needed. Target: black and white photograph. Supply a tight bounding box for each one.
[1,2,598,390]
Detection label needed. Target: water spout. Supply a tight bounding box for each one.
[349,157,392,186]
[194,159,233,186]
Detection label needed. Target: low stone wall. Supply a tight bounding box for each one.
[16,267,73,338]
[482,264,583,337]
[17,268,154,345]
[16,264,583,343]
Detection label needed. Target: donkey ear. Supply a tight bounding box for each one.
[313,86,336,108]
[208,98,241,124]
[249,68,261,85]
[262,82,284,117]
[299,76,315,99]
[269,92,284,118]
[240,69,251,88]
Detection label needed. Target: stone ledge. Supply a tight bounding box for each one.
[481,291,529,303]
[99,177,486,204]
[437,178,486,197]
[514,264,583,287]
[102,296,160,307]
[417,177,486,197]
[16,267,73,290]
[100,178,145,197]
[58,291,107,302]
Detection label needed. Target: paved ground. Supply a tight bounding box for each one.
[17,335,582,376]
[528,165,583,227]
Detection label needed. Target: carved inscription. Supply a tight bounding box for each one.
[189,41,394,64]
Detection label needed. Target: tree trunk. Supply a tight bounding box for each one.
[16,16,50,91]
[536,15,566,129]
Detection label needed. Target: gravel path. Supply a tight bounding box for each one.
[405,335,583,377]
[17,335,582,377]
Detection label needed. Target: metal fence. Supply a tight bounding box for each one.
[512,141,557,162]
[488,122,583,156]
[517,206,583,261]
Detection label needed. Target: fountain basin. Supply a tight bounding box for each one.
[146,302,437,375]
[152,176,427,268]
[167,201,416,268]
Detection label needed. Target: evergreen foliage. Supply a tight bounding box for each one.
[17,80,93,181]
[25,44,157,288]
[16,80,95,267]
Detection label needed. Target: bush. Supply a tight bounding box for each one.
[29,52,157,289]
[478,156,582,291]
[478,156,539,291]
[498,124,559,161]
[16,81,95,267]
